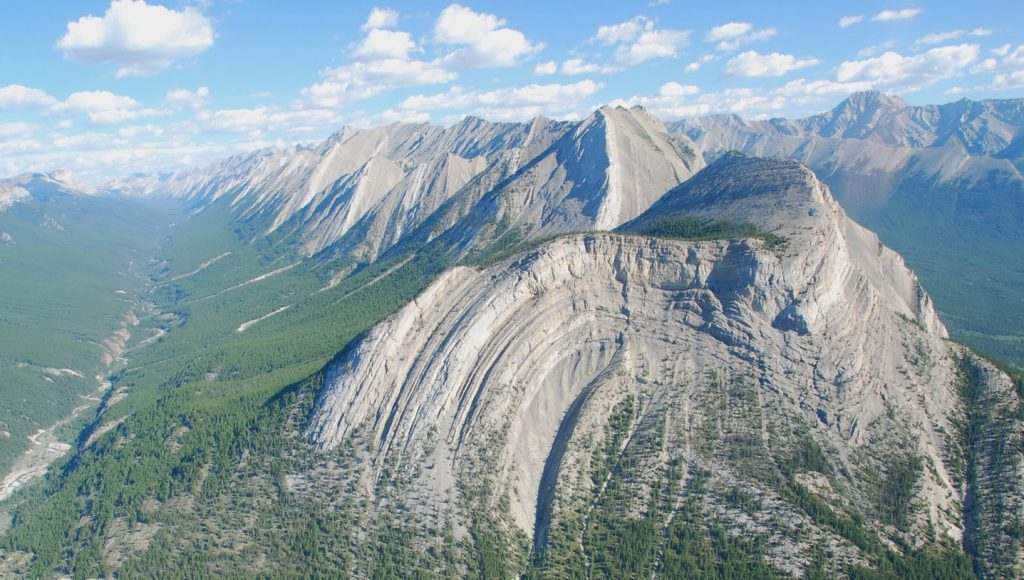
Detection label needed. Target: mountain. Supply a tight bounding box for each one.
[106,107,702,264]
[1,102,1021,578]
[671,92,1024,366]
[309,156,1021,577]
[0,170,96,211]
[108,117,574,257]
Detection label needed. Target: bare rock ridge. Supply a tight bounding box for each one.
[397,105,704,259]
[308,156,1023,576]
[106,106,703,259]
[670,92,1024,216]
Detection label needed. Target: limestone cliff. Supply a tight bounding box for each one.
[308,157,1022,576]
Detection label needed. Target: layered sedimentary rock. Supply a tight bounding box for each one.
[309,157,1022,576]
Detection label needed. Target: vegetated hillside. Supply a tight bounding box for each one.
[0,105,1020,578]
[671,91,1024,367]
[0,191,172,476]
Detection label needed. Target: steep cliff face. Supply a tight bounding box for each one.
[308,157,1022,575]
[672,95,1024,371]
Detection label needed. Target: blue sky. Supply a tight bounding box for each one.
[0,0,1022,182]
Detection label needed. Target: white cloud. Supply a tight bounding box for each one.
[773,78,874,101]
[684,53,715,73]
[714,28,776,52]
[871,8,922,22]
[594,16,649,45]
[952,44,1024,92]
[165,87,209,109]
[362,7,399,31]
[562,58,601,75]
[354,28,418,60]
[991,70,1024,90]
[193,107,344,137]
[612,84,794,119]
[302,59,455,108]
[703,21,776,52]
[726,51,820,77]
[534,61,557,75]
[56,0,214,78]
[621,28,690,64]
[836,44,980,89]
[705,22,751,42]
[914,28,992,47]
[658,82,699,97]
[0,85,58,109]
[300,8,461,110]
[434,4,542,68]
[838,15,865,28]
[51,90,165,124]
[399,80,602,120]
[0,122,39,139]
[593,17,689,68]
[915,31,963,46]
[857,40,897,58]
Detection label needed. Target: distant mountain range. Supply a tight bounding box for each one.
[1,93,1021,577]
[100,91,1024,365]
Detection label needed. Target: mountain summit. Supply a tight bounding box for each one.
[309,156,1021,576]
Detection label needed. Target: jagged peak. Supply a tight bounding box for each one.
[841,90,908,111]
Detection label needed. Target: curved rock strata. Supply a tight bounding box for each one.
[309,157,1021,576]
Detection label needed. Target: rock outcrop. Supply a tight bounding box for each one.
[309,157,1022,576]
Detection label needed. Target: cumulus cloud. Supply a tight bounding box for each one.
[835,44,980,88]
[354,28,418,60]
[658,82,699,98]
[0,122,39,139]
[703,21,776,52]
[164,87,209,109]
[838,15,865,28]
[726,51,820,77]
[950,44,1024,93]
[52,90,164,124]
[56,0,214,78]
[705,22,751,42]
[399,80,602,120]
[534,61,557,75]
[434,4,542,68]
[593,16,690,68]
[302,59,455,108]
[0,85,58,109]
[594,17,650,45]
[298,6,461,110]
[684,53,715,73]
[561,58,602,75]
[871,8,922,22]
[362,7,399,31]
[532,59,603,76]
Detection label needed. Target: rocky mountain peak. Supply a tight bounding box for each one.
[306,156,997,574]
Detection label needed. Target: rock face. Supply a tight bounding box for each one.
[309,157,1022,576]
[106,107,702,259]
[671,91,1024,215]
[672,93,1024,370]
